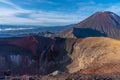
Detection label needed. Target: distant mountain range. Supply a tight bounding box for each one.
[0,24,74,37]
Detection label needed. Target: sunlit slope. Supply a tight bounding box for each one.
[67,37,120,74]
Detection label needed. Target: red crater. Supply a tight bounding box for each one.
[0,36,38,56]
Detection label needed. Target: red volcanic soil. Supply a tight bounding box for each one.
[0,36,56,75]
[0,36,38,56]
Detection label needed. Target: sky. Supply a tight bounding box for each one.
[0,0,120,26]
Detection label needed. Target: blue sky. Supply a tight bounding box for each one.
[0,0,120,26]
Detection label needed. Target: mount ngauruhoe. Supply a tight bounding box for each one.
[60,11,120,39]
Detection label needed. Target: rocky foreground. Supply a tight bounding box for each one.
[0,36,120,79]
[1,73,120,80]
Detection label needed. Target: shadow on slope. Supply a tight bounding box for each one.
[73,28,107,38]
[39,37,74,75]
[0,44,36,75]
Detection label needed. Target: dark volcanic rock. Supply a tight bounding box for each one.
[73,28,107,38]
[0,36,75,75]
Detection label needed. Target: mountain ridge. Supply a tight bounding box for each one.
[59,11,120,39]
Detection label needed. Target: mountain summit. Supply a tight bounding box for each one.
[61,11,120,39]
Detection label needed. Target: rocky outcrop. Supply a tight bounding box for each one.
[0,36,74,75]
[1,36,120,75]
[67,37,120,75]
[0,36,55,75]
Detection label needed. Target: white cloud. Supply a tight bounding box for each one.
[36,0,57,5]
[0,14,83,26]
[0,0,22,9]
[1,0,120,26]
[0,0,84,26]
[105,4,120,14]
[0,27,33,31]
[0,7,83,26]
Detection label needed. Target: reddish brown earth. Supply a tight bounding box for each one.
[79,63,120,75]
[0,36,73,75]
[0,36,56,75]
[0,36,38,56]
[0,36,120,77]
